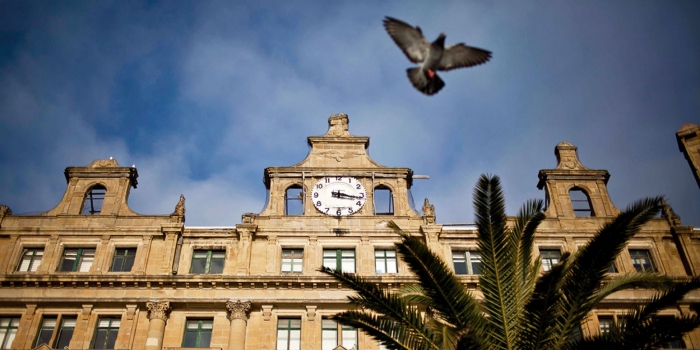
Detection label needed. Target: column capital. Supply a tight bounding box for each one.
[146,301,171,321]
[226,300,252,321]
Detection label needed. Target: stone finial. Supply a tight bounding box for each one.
[0,205,11,218]
[146,301,171,321]
[226,300,252,321]
[87,158,120,168]
[554,142,588,170]
[325,113,350,137]
[661,199,682,227]
[241,212,256,224]
[422,198,435,224]
[171,195,186,223]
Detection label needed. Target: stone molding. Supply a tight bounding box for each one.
[146,300,171,321]
[226,300,252,321]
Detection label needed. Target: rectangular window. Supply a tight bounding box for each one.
[375,249,398,274]
[18,248,43,272]
[182,319,213,348]
[322,319,357,350]
[598,316,613,335]
[55,317,76,349]
[281,249,303,273]
[91,317,120,349]
[323,249,355,273]
[59,248,95,272]
[0,317,19,349]
[276,318,301,350]
[34,316,76,348]
[110,248,136,272]
[630,249,657,272]
[190,250,225,274]
[540,249,561,272]
[452,251,482,275]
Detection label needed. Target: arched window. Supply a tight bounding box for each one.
[569,187,593,217]
[82,185,106,215]
[285,185,303,215]
[374,186,394,215]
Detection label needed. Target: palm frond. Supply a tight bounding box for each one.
[388,221,487,339]
[587,273,673,308]
[319,266,440,349]
[333,310,435,350]
[518,252,571,349]
[513,199,546,314]
[474,174,519,350]
[553,197,663,348]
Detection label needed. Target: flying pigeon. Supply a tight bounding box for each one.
[383,16,492,95]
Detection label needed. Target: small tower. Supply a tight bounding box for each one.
[537,142,619,218]
[45,158,139,216]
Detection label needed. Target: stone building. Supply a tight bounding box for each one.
[0,114,698,350]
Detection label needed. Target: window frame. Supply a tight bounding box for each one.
[323,249,356,273]
[190,249,226,274]
[598,315,613,335]
[0,317,20,349]
[110,247,137,272]
[181,318,213,348]
[285,185,304,216]
[452,250,483,275]
[82,185,106,215]
[569,187,594,217]
[373,186,394,215]
[58,247,96,272]
[276,318,301,350]
[18,247,44,272]
[629,249,657,273]
[374,249,398,274]
[281,249,303,274]
[90,316,120,349]
[34,315,76,349]
[539,249,562,272]
[322,318,357,350]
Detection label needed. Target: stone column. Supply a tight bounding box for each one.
[226,300,252,350]
[145,301,171,350]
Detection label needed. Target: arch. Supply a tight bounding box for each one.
[81,184,106,215]
[569,187,594,217]
[374,185,394,215]
[284,184,304,215]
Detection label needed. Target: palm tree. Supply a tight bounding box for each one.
[321,174,700,350]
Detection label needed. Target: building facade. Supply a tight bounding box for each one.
[0,114,698,350]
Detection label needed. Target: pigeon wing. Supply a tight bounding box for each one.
[437,43,492,71]
[383,17,430,63]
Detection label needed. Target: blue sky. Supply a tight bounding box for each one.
[1,1,698,226]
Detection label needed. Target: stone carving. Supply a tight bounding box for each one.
[661,199,682,227]
[315,149,364,163]
[422,198,436,224]
[306,305,317,321]
[171,195,186,223]
[87,158,120,168]
[261,305,273,321]
[242,212,256,224]
[0,205,11,218]
[226,300,252,321]
[325,113,350,137]
[554,142,587,170]
[146,300,171,321]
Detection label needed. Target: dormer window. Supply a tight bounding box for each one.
[374,186,394,215]
[81,185,106,215]
[285,185,303,215]
[569,187,593,217]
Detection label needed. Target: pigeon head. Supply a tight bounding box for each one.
[433,33,446,46]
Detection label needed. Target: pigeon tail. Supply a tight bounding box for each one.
[407,67,445,95]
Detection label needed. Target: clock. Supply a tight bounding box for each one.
[312,176,367,216]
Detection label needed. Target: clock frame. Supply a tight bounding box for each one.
[311,176,367,216]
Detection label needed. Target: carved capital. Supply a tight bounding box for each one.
[146,301,171,321]
[226,300,252,321]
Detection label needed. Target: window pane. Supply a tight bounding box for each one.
[341,257,355,273]
[78,249,95,272]
[209,257,224,274]
[470,252,482,275]
[35,317,56,347]
[322,330,337,350]
[599,316,613,334]
[374,187,394,215]
[82,186,106,215]
[386,258,398,273]
[92,330,108,349]
[288,329,301,350]
[198,331,212,347]
[55,317,76,349]
[630,249,656,272]
[191,256,207,274]
[285,186,303,215]
[453,252,467,274]
[183,330,198,347]
[276,329,289,350]
[60,249,78,272]
[342,328,357,350]
[570,188,593,217]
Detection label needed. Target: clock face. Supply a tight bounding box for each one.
[312,176,367,216]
